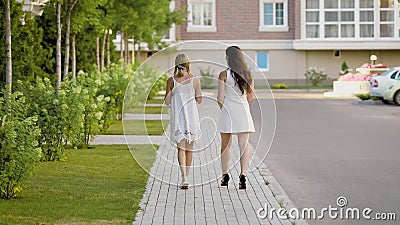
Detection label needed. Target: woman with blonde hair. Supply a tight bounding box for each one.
[164,53,202,189]
[217,46,255,189]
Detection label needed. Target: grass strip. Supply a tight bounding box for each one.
[105,120,169,135]
[0,145,156,225]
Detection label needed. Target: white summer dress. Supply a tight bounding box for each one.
[218,69,255,133]
[169,76,201,143]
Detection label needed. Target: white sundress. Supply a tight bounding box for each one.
[169,76,201,143]
[218,69,255,133]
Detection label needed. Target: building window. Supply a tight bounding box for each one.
[187,0,216,32]
[259,0,289,32]
[257,52,269,70]
[304,0,400,39]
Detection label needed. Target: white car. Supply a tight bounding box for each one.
[370,67,400,104]
[383,78,400,106]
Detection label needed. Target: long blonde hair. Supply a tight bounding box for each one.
[174,53,190,77]
[226,46,253,94]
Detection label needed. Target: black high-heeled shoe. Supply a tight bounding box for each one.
[239,175,246,189]
[221,174,230,187]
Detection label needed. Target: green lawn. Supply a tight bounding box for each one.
[104,120,169,135]
[125,106,168,114]
[0,145,156,225]
[145,98,164,104]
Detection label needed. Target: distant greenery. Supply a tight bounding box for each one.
[125,106,168,114]
[304,67,328,86]
[146,98,164,104]
[105,120,169,135]
[340,61,350,75]
[0,145,156,224]
[272,83,288,89]
[199,67,215,89]
[356,93,379,101]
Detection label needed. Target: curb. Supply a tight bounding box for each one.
[353,99,385,105]
[256,161,309,225]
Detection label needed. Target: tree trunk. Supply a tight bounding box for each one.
[96,37,100,73]
[63,0,79,79]
[56,2,62,94]
[72,33,76,78]
[63,11,71,79]
[100,30,107,72]
[119,31,123,62]
[136,40,140,64]
[5,0,12,94]
[124,34,129,65]
[107,30,111,71]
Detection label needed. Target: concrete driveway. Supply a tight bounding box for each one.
[250,93,400,225]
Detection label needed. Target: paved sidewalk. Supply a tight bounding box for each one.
[132,97,308,225]
[91,135,163,145]
[123,113,169,120]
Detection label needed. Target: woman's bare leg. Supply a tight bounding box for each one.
[220,133,232,174]
[237,132,250,176]
[185,141,194,176]
[177,140,187,178]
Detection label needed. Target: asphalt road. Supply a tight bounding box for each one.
[250,98,400,225]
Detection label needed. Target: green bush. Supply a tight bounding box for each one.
[273,83,288,89]
[0,92,42,199]
[304,67,328,86]
[356,93,371,100]
[340,61,349,75]
[199,67,215,89]
[124,64,167,109]
[18,78,69,161]
[355,93,379,101]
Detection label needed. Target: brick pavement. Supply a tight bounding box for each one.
[132,97,308,225]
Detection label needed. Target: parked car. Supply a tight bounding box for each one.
[370,67,400,104]
[383,78,400,106]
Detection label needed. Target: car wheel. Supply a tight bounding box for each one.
[381,99,391,105]
[394,91,400,106]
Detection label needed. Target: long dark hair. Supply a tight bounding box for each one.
[226,46,253,94]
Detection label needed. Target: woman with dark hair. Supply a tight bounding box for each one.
[217,46,255,189]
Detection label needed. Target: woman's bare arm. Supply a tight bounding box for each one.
[194,76,202,104]
[164,77,174,105]
[217,71,226,109]
[247,79,255,104]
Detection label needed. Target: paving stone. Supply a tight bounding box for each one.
[97,100,308,225]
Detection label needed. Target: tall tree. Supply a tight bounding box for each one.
[111,0,185,65]
[63,0,79,79]
[56,1,62,93]
[5,0,12,94]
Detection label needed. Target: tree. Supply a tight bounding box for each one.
[1,0,49,90]
[5,0,12,94]
[63,0,79,79]
[56,1,62,92]
[110,0,184,65]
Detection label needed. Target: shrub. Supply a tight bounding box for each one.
[356,93,379,101]
[124,64,166,109]
[304,67,328,86]
[0,92,42,199]
[199,67,215,89]
[18,78,69,161]
[273,83,288,89]
[340,61,349,75]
